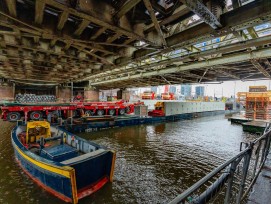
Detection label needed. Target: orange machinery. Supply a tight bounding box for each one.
[148,102,165,117]
[161,85,175,100]
[161,92,175,100]
[141,91,155,100]
[237,86,271,120]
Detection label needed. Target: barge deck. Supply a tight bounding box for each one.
[62,110,225,133]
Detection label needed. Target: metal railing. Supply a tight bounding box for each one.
[170,123,271,204]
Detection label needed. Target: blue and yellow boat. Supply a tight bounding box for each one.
[11,121,116,203]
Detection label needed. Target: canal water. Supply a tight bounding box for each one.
[0,115,257,204]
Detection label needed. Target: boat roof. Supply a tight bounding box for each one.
[27,121,50,129]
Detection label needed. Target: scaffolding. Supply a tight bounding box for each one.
[237,86,271,120]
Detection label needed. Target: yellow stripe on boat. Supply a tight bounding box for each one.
[70,169,78,204]
[109,150,116,182]
[15,146,73,178]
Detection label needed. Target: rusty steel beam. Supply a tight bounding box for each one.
[89,47,271,85]
[4,0,16,17]
[43,0,158,46]
[180,0,222,29]
[144,5,182,32]
[106,33,122,44]
[263,59,271,70]
[90,27,107,40]
[111,35,271,79]
[57,11,69,30]
[214,68,240,79]
[118,0,271,65]
[0,16,115,58]
[247,27,258,39]
[144,5,191,33]
[74,19,91,36]
[250,59,271,78]
[114,0,142,19]
[35,1,45,24]
[182,71,214,80]
[73,45,114,65]
[143,0,167,46]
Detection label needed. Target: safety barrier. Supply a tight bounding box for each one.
[170,123,271,204]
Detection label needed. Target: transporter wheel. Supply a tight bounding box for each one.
[7,112,21,122]
[108,109,115,116]
[85,110,95,116]
[97,109,104,116]
[119,109,125,115]
[30,111,43,120]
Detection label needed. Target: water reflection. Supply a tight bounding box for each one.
[0,115,257,204]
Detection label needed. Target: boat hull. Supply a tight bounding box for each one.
[11,126,116,203]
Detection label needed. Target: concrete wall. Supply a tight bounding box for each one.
[164,102,225,116]
[0,85,14,101]
[58,88,71,102]
[84,90,99,102]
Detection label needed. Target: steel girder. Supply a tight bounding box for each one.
[90,47,271,85]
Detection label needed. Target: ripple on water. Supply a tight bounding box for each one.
[0,115,256,204]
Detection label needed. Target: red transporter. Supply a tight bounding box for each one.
[1,101,135,122]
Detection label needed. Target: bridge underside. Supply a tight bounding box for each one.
[0,0,271,89]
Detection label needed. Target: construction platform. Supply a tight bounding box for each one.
[228,116,252,124]
[247,152,271,204]
[242,121,268,134]
[61,110,225,133]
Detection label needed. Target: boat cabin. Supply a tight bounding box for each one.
[26,121,51,143]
